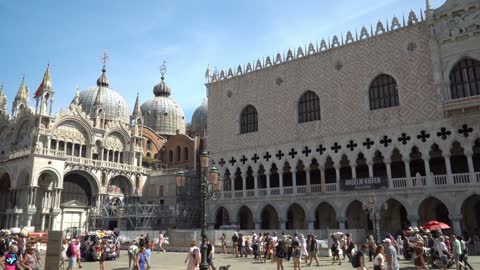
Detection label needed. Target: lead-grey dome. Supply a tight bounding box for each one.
[191,98,207,132]
[78,68,130,124]
[141,76,186,136]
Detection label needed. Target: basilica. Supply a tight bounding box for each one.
[0,60,207,232]
[205,0,480,237]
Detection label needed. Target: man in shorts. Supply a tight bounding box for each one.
[128,241,139,270]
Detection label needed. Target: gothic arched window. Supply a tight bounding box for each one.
[449,58,480,99]
[298,91,321,123]
[184,147,189,161]
[146,140,152,151]
[369,74,399,110]
[176,146,181,161]
[240,105,258,134]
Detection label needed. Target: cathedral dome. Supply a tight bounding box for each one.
[191,98,207,132]
[141,76,186,136]
[78,68,130,124]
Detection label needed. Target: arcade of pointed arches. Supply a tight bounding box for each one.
[213,194,480,235]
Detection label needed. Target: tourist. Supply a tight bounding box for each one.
[136,247,150,270]
[158,233,166,253]
[238,233,246,257]
[75,239,83,269]
[3,245,19,270]
[331,234,341,265]
[368,235,377,262]
[265,235,274,262]
[207,239,216,270]
[145,241,152,265]
[275,238,286,270]
[98,240,107,270]
[252,234,259,260]
[66,240,79,270]
[450,235,465,270]
[128,241,139,270]
[185,240,200,270]
[383,238,399,270]
[413,241,428,270]
[346,233,354,262]
[341,235,348,261]
[292,239,302,270]
[21,247,40,270]
[220,233,227,255]
[436,236,451,270]
[374,245,385,270]
[231,232,238,257]
[299,234,308,260]
[352,243,368,270]
[458,236,473,270]
[306,235,319,267]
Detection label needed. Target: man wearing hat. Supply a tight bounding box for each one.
[383,238,399,270]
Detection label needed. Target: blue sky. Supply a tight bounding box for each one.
[0,0,444,122]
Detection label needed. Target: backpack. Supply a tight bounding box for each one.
[294,246,301,258]
[351,252,361,268]
[192,248,201,266]
[232,235,238,242]
[66,244,73,257]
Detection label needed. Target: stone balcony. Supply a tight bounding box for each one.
[216,172,480,200]
[65,155,147,173]
[444,95,480,115]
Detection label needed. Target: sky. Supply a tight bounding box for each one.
[0,0,445,122]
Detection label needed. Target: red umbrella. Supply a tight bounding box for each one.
[423,220,450,230]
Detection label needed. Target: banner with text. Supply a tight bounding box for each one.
[340,177,388,191]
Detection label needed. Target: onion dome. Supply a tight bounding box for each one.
[191,98,208,132]
[78,66,130,124]
[141,71,186,136]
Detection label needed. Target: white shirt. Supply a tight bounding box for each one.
[437,242,447,257]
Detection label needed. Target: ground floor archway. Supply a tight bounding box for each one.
[215,207,230,229]
[418,196,451,226]
[380,199,409,234]
[261,205,279,230]
[346,200,372,230]
[315,202,337,229]
[286,203,306,229]
[238,205,254,230]
[461,194,480,234]
[0,173,11,228]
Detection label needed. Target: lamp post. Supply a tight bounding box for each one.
[176,151,221,270]
[362,194,387,241]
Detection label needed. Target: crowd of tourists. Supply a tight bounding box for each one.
[0,229,41,270]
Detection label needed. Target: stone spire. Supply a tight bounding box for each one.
[15,76,29,102]
[0,84,7,114]
[132,93,142,118]
[34,64,52,98]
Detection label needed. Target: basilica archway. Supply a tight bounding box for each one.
[461,194,480,234]
[418,196,451,226]
[215,207,230,229]
[238,205,254,230]
[0,173,11,228]
[315,202,337,229]
[346,200,372,230]
[380,198,409,234]
[287,203,306,229]
[34,171,58,231]
[261,204,279,229]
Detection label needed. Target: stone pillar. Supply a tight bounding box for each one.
[451,215,462,236]
[368,161,374,178]
[60,209,65,231]
[466,152,475,184]
[305,168,311,193]
[385,160,393,189]
[6,214,10,228]
[26,214,33,227]
[292,170,297,194]
[404,158,412,187]
[14,214,19,227]
[279,173,284,195]
[253,173,258,197]
[255,222,261,230]
[40,214,46,231]
[320,166,326,193]
[351,165,357,179]
[424,159,432,186]
[408,215,419,227]
[47,136,51,150]
[307,219,315,230]
[242,172,246,198]
[266,173,271,196]
[444,154,453,185]
[338,217,346,230]
[230,176,235,198]
[335,166,341,192]
[280,219,286,230]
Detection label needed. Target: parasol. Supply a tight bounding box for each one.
[423,220,450,230]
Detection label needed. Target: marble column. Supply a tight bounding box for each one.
[368,161,374,178]
[338,217,346,230]
[320,166,326,193]
[305,168,311,193]
[266,173,271,196]
[307,219,315,230]
[351,165,357,179]
[14,214,19,227]
[242,172,246,198]
[335,166,341,192]
[424,159,432,186]
[279,173,284,195]
[280,219,286,230]
[444,154,453,185]
[253,173,258,197]
[385,160,393,189]
[255,222,261,230]
[40,214,46,231]
[292,170,297,194]
[404,158,412,187]
[408,215,419,227]
[466,152,475,184]
[451,215,462,236]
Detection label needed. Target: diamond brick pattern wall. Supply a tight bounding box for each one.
[207,24,441,155]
